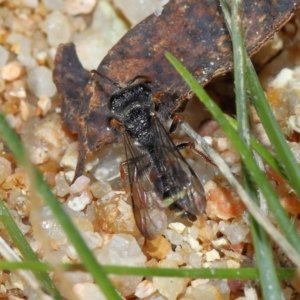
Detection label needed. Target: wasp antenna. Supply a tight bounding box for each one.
[127,75,152,86]
[91,69,122,89]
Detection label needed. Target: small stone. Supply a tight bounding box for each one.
[0,157,12,185]
[27,66,57,98]
[206,186,246,220]
[0,45,9,68]
[144,235,172,260]
[188,252,203,268]
[20,100,29,121]
[205,249,220,262]
[40,11,72,48]
[60,142,78,171]
[1,61,23,81]
[67,191,92,211]
[70,175,90,194]
[96,234,146,297]
[37,96,51,116]
[219,220,250,245]
[65,0,97,15]
[21,0,38,8]
[55,173,70,197]
[41,0,65,12]
[135,280,157,298]
[270,68,293,89]
[163,229,184,245]
[90,181,112,198]
[73,282,106,300]
[153,259,189,300]
[168,222,186,233]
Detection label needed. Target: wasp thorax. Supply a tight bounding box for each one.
[109,83,152,122]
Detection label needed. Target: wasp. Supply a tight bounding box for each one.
[91,70,206,238]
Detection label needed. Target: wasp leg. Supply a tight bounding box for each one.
[176,141,215,166]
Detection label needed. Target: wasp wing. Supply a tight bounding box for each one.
[123,131,168,238]
[123,115,206,238]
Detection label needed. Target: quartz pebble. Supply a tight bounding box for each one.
[55,173,70,197]
[65,0,97,15]
[27,66,57,97]
[135,280,157,299]
[205,249,220,262]
[153,259,189,300]
[70,175,90,194]
[73,282,106,300]
[0,45,9,68]
[67,191,92,211]
[0,157,12,185]
[112,0,169,25]
[41,11,72,48]
[96,234,146,296]
[219,220,250,245]
[1,61,22,81]
[21,0,38,8]
[37,96,51,116]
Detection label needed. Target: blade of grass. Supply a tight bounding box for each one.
[227,115,287,179]
[222,0,283,298]
[0,111,121,300]
[246,52,300,198]
[0,261,296,280]
[0,199,62,299]
[165,53,300,263]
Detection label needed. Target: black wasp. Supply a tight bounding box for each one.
[92,70,206,238]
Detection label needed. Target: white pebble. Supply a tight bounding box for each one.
[205,249,220,262]
[55,174,70,197]
[219,220,250,245]
[96,234,146,296]
[6,33,36,69]
[73,282,106,300]
[271,68,293,89]
[0,157,12,184]
[163,229,183,245]
[183,234,201,252]
[20,100,29,121]
[188,252,203,268]
[216,137,229,152]
[135,280,157,298]
[60,142,78,171]
[168,222,186,234]
[0,45,9,68]
[27,66,57,98]
[37,96,51,116]
[153,259,188,300]
[112,0,169,25]
[41,0,65,11]
[1,61,22,81]
[21,0,38,8]
[65,0,97,15]
[67,191,92,211]
[40,11,72,48]
[82,231,103,250]
[211,237,229,248]
[70,175,90,194]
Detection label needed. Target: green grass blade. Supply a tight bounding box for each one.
[246,56,300,197]
[0,199,62,299]
[221,0,284,298]
[0,261,296,281]
[0,111,121,300]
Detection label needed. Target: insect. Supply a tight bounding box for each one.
[91,70,206,238]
